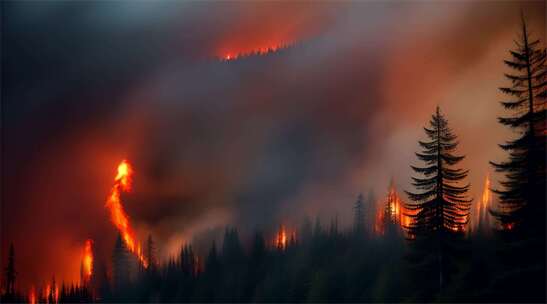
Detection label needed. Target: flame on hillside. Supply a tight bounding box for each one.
[29,286,36,304]
[218,41,293,61]
[274,225,296,250]
[45,283,59,304]
[81,239,93,283]
[105,160,147,267]
[375,182,416,237]
[471,175,493,233]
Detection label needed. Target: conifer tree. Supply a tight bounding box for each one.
[146,234,157,271]
[405,106,471,234]
[366,190,376,229]
[4,243,16,296]
[353,194,365,236]
[405,107,471,295]
[112,234,130,291]
[490,15,546,234]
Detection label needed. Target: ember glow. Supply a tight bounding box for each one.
[45,283,59,304]
[29,286,36,304]
[274,225,295,250]
[82,239,93,281]
[105,160,147,267]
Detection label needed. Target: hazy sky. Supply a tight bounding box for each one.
[1,1,545,289]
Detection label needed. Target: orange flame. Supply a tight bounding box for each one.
[219,42,292,61]
[471,175,492,232]
[374,207,385,235]
[375,183,416,237]
[105,160,148,267]
[274,225,295,250]
[45,284,50,303]
[276,225,287,250]
[29,286,36,304]
[45,284,59,304]
[82,239,93,281]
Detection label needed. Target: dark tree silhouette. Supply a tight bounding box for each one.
[4,243,16,297]
[353,194,365,236]
[112,234,131,291]
[146,234,157,271]
[405,106,471,296]
[405,106,472,234]
[484,16,546,303]
[490,15,546,234]
[365,190,376,236]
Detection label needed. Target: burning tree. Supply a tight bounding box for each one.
[80,239,93,286]
[470,175,493,234]
[490,15,546,235]
[105,160,147,268]
[274,225,296,250]
[375,180,415,238]
[404,106,471,294]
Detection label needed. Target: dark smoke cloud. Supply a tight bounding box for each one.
[1,1,544,288]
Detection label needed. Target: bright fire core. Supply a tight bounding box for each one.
[105,160,147,267]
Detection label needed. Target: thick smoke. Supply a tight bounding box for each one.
[1,1,544,288]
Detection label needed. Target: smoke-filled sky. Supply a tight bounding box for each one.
[1,1,545,289]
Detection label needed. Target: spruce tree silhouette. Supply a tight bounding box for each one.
[405,106,471,297]
[353,194,365,237]
[490,15,546,235]
[487,15,546,302]
[3,243,17,300]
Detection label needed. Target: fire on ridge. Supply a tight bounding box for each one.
[218,41,294,61]
[105,160,148,268]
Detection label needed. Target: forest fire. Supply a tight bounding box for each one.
[219,42,292,61]
[45,283,59,304]
[472,175,493,232]
[105,160,147,268]
[274,225,295,250]
[81,239,93,281]
[375,182,415,236]
[29,287,36,304]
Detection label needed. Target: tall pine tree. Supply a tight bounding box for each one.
[4,243,16,297]
[404,107,471,297]
[146,234,157,271]
[405,106,471,234]
[490,15,546,234]
[353,194,365,236]
[485,15,546,302]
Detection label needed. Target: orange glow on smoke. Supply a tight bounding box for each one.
[82,239,93,280]
[219,41,292,61]
[374,208,385,235]
[105,160,148,267]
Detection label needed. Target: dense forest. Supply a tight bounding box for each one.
[1,15,545,304]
